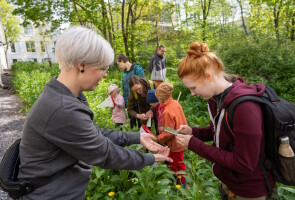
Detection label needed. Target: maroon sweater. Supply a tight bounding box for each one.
[188,79,275,198]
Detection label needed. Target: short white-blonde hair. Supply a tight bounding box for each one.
[55,26,114,70]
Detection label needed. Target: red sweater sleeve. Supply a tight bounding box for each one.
[188,101,263,174]
[192,121,214,142]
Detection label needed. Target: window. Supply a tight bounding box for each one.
[26,41,36,52]
[28,58,37,62]
[11,43,16,52]
[24,25,33,35]
[40,41,46,52]
[12,59,18,63]
[43,58,51,63]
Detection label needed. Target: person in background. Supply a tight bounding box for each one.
[117,54,144,129]
[18,26,173,200]
[146,89,160,136]
[108,84,126,131]
[155,82,187,187]
[176,42,277,199]
[148,45,167,86]
[127,75,157,128]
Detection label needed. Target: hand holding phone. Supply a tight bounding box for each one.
[164,126,178,136]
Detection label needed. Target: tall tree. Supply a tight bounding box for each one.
[237,0,248,36]
[0,0,22,67]
[200,0,213,42]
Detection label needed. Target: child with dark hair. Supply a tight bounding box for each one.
[146,89,161,136]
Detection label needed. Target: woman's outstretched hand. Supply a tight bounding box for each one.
[154,146,173,163]
[176,134,193,148]
[140,132,163,152]
[177,125,192,135]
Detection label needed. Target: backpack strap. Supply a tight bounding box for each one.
[222,95,273,196]
[265,86,280,103]
[223,95,265,140]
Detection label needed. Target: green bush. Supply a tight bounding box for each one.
[216,38,295,103]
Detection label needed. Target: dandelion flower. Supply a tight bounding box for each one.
[108,192,115,197]
[198,190,202,193]
[176,184,181,189]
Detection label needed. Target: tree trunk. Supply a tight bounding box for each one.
[121,0,130,57]
[72,0,84,26]
[130,4,136,62]
[202,18,206,42]
[200,0,212,42]
[273,0,283,40]
[101,0,108,40]
[274,7,279,40]
[155,19,159,47]
[237,0,248,36]
[292,13,295,41]
[108,0,116,51]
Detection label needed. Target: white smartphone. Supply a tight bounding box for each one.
[164,126,178,136]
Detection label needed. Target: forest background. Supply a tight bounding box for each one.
[1,0,295,199]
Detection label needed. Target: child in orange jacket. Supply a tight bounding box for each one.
[155,82,187,186]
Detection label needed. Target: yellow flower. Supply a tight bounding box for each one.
[198,189,202,193]
[108,192,115,197]
[176,184,181,189]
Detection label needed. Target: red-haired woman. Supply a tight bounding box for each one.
[176,42,277,199]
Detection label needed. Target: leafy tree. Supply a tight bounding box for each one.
[0,0,22,67]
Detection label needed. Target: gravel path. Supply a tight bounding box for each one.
[0,72,25,200]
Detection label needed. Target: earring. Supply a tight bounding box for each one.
[80,69,84,73]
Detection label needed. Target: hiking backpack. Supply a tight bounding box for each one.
[222,86,295,195]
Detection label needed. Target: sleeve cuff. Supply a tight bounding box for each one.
[126,132,141,144]
[145,153,155,166]
[188,136,202,153]
[192,127,201,137]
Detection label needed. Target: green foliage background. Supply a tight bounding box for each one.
[11,41,295,199]
[7,0,295,198]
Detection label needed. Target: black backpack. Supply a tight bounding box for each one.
[222,86,295,195]
[0,139,34,199]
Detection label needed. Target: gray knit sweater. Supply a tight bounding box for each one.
[18,77,154,200]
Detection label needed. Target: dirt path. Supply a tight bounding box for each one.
[0,71,25,200]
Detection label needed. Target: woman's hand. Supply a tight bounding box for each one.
[154,146,173,162]
[140,132,163,152]
[146,110,153,118]
[137,113,149,121]
[176,134,193,148]
[177,125,193,135]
